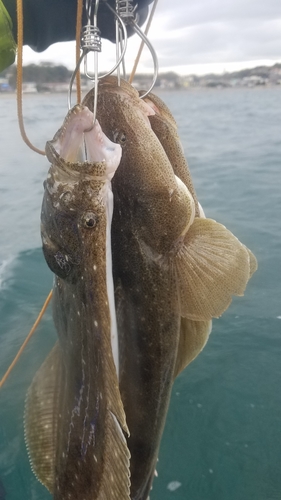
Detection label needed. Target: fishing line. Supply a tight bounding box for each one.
[16,0,45,155]
[11,0,84,373]
[75,0,84,103]
[9,0,98,387]
[10,0,54,389]
[0,290,53,389]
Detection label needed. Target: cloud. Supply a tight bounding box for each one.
[21,0,281,75]
[155,0,281,29]
[148,0,281,68]
[153,17,281,66]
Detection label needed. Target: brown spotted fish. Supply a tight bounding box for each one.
[139,89,201,217]
[140,90,212,376]
[141,91,258,378]
[24,104,131,499]
[83,76,257,499]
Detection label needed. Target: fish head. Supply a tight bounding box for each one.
[41,104,121,282]
[35,105,131,499]
[83,77,196,255]
[89,76,155,156]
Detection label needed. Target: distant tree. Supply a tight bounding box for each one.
[155,71,181,88]
[5,63,73,89]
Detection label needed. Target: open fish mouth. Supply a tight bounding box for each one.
[26,99,129,499]
[24,77,257,500]
[46,104,122,177]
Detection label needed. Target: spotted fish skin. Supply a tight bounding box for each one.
[25,105,131,499]
[83,78,194,500]
[139,92,214,378]
[140,90,200,217]
[83,77,257,500]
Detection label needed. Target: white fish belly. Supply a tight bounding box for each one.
[106,185,119,378]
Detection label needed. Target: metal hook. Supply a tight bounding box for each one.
[68,0,158,119]
[115,0,159,96]
[83,0,101,79]
[103,2,128,78]
[68,0,101,117]
[130,21,159,98]
[68,0,128,111]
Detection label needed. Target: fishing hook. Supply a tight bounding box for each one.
[115,0,159,95]
[68,0,158,120]
[114,0,137,81]
[102,2,128,78]
[68,0,101,115]
[131,21,159,99]
[68,1,128,114]
[131,20,159,98]
[116,0,138,23]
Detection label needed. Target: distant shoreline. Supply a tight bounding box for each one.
[1,86,281,98]
[1,63,281,92]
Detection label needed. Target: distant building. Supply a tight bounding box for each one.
[0,77,12,92]
[241,76,268,87]
[22,82,37,93]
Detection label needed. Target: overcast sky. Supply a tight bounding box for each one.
[22,0,281,75]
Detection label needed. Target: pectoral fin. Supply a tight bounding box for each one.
[174,318,212,378]
[171,218,256,320]
[24,342,61,493]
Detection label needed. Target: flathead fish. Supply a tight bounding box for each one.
[25,104,131,499]
[83,77,257,499]
[139,91,257,376]
[140,91,212,376]
[25,78,257,500]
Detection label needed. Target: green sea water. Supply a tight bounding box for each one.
[0,87,280,499]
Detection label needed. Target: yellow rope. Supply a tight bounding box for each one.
[75,0,83,103]
[0,0,59,389]
[16,0,45,155]
[2,0,159,390]
[129,0,159,84]
[0,290,53,389]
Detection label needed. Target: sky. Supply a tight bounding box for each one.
[22,0,281,75]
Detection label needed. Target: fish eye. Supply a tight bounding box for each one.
[81,212,98,229]
[113,130,126,145]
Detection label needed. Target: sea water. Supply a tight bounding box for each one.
[0,87,280,499]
